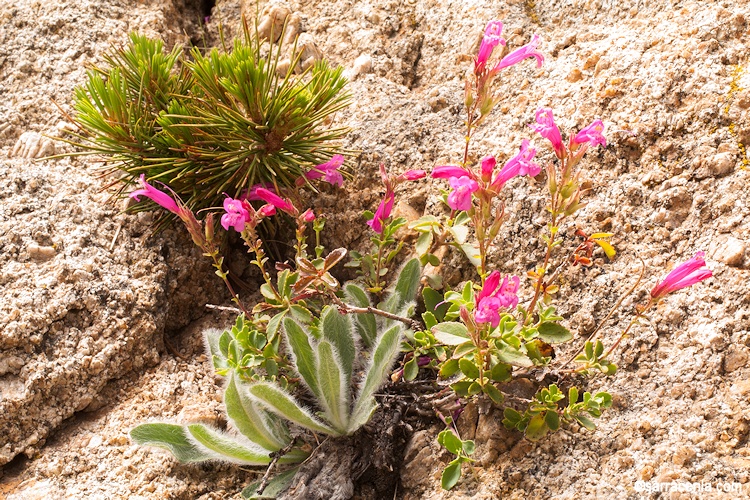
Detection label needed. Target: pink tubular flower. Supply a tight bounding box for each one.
[490,140,541,191]
[573,119,607,148]
[475,20,506,73]
[480,156,496,180]
[474,271,520,327]
[367,191,395,234]
[399,169,427,181]
[447,176,479,211]
[245,183,277,201]
[432,165,474,180]
[530,107,564,158]
[254,188,297,215]
[304,154,345,187]
[130,174,180,215]
[650,251,713,299]
[494,34,544,72]
[220,197,251,232]
[129,174,203,246]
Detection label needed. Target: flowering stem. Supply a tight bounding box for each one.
[524,216,558,325]
[329,294,421,330]
[205,248,251,317]
[242,229,281,302]
[558,261,645,371]
[374,240,386,293]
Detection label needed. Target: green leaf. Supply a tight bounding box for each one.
[568,386,579,404]
[576,414,597,431]
[432,322,470,345]
[319,306,355,382]
[344,284,377,346]
[248,382,337,436]
[204,328,223,360]
[452,342,476,359]
[224,374,289,451]
[537,322,573,343]
[422,312,438,329]
[423,287,448,321]
[283,317,319,397]
[316,341,348,432]
[462,440,475,456]
[449,225,469,244]
[415,231,433,256]
[503,407,523,426]
[545,410,560,431]
[266,311,287,340]
[426,253,441,266]
[524,413,549,442]
[260,283,278,301]
[289,305,313,325]
[131,423,214,463]
[437,429,463,455]
[403,357,419,381]
[451,380,473,397]
[483,383,504,405]
[441,460,462,490]
[459,243,481,267]
[458,358,480,380]
[467,382,482,396]
[489,362,512,382]
[383,258,421,315]
[439,358,460,378]
[242,466,299,499]
[350,325,402,431]
[496,346,534,367]
[186,424,272,465]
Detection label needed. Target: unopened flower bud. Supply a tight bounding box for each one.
[301,208,316,222]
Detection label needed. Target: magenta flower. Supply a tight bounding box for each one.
[432,165,474,180]
[220,197,251,232]
[130,174,180,214]
[474,271,520,327]
[490,140,541,191]
[254,188,297,215]
[258,204,276,217]
[304,154,345,187]
[494,34,544,72]
[399,169,427,181]
[650,251,713,299]
[529,107,564,158]
[245,183,277,201]
[129,174,203,246]
[301,208,316,222]
[367,191,395,234]
[573,119,607,148]
[480,156,496,180]
[447,176,479,211]
[475,20,506,73]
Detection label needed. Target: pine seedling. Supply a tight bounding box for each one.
[70,25,350,215]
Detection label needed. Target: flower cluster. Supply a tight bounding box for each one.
[432,140,541,212]
[530,107,607,160]
[474,271,520,327]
